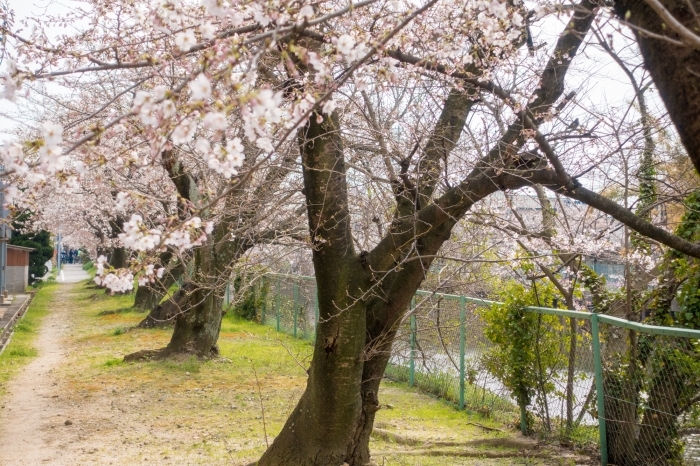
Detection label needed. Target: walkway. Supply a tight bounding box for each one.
[58,264,89,283]
[0,285,75,465]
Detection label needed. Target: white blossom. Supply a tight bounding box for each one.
[41,121,63,146]
[189,74,212,100]
[322,99,337,115]
[172,120,196,144]
[255,137,274,152]
[200,22,217,40]
[336,34,355,55]
[175,30,197,52]
[115,192,129,211]
[299,5,314,18]
[195,138,211,153]
[203,111,227,130]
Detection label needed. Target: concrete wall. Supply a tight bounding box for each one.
[6,265,28,293]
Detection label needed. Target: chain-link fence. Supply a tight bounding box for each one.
[227,273,700,465]
[599,316,700,466]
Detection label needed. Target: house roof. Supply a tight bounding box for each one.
[7,245,35,252]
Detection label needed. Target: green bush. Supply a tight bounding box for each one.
[479,281,568,433]
[9,212,54,284]
[229,276,269,321]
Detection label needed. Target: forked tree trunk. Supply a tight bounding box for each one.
[154,244,224,357]
[260,4,596,461]
[136,285,188,329]
[125,243,226,359]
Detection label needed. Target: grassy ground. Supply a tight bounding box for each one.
[0,282,55,397]
[1,281,591,465]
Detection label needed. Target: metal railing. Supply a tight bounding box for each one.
[226,273,700,466]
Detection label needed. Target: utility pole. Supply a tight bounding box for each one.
[56,232,62,272]
[0,163,9,299]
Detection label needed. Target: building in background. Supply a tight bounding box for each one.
[6,244,33,293]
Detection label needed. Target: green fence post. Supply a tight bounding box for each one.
[293,280,299,339]
[591,313,608,466]
[260,277,266,325]
[409,297,416,388]
[275,278,281,332]
[459,295,466,410]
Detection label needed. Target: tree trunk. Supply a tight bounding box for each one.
[257,277,369,465]
[258,107,372,465]
[604,367,638,466]
[125,244,225,359]
[634,341,697,465]
[134,252,178,312]
[109,246,128,269]
[613,0,700,174]
[133,284,162,312]
[164,282,223,357]
[259,3,596,461]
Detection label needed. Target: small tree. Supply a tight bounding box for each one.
[10,212,54,283]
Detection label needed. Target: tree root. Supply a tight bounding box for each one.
[123,345,219,362]
[370,448,551,459]
[465,421,504,432]
[123,349,169,362]
[371,428,537,450]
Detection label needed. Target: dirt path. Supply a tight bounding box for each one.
[0,283,143,466]
[0,284,87,465]
[0,284,74,464]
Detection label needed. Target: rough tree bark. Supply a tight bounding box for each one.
[613,0,700,172]
[133,284,162,312]
[107,216,127,268]
[135,262,185,328]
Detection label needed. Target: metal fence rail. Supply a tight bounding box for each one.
[226,273,700,466]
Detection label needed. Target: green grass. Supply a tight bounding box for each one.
[12,283,569,465]
[384,362,519,423]
[111,326,129,336]
[0,282,55,396]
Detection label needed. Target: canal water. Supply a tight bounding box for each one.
[685,434,700,465]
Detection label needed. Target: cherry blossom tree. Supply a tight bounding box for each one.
[3,0,700,463]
